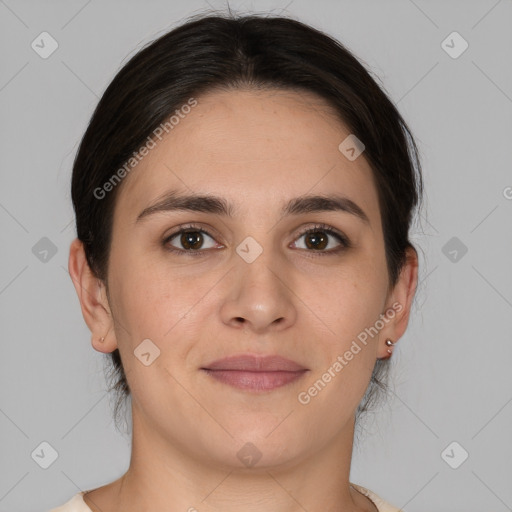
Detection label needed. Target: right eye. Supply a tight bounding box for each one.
[163,224,223,255]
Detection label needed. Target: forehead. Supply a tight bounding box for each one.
[115,88,380,224]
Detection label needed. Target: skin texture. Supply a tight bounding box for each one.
[69,88,418,512]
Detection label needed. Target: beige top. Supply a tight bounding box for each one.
[49,483,402,512]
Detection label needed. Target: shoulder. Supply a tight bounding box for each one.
[51,485,399,512]
[48,491,92,512]
[351,483,403,512]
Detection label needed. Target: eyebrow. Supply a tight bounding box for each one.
[136,190,370,225]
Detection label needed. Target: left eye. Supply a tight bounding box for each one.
[291,226,349,252]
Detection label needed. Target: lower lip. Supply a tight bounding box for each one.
[202,369,308,391]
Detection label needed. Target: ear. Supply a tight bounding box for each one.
[68,238,118,354]
[377,245,419,359]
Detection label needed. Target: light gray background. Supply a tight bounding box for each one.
[1,1,511,511]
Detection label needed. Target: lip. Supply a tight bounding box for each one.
[201,354,309,392]
[202,354,308,372]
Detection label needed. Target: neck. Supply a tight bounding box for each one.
[84,404,376,512]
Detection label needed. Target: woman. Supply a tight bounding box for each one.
[53,11,422,512]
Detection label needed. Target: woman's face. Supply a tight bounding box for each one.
[86,88,414,468]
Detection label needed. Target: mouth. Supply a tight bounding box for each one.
[200,354,309,392]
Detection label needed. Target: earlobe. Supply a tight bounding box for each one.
[378,246,419,359]
[68,238,118,354]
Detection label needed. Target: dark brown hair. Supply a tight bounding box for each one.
[71,11,423,432]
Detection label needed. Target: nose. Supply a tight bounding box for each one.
[219,251,297,334]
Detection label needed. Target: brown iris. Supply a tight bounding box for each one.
[304,231,328,250]
[180,231,204,250]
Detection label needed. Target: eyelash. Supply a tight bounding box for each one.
[162,222,351,257]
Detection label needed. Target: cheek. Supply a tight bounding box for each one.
[305,256,388,343]
[112,275,178,338]
[106,271,196,399]
[298,267,386,408]
[108,253,216,355]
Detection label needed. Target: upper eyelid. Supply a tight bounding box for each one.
[165,222,222,241]
[293,224,350,248]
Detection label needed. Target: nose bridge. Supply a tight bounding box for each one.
[220,235,296,331]
[237,240,282,292]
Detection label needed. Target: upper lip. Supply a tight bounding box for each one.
[202,354,308,372]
